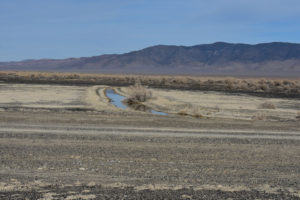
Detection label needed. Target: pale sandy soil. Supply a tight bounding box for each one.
[0,84,88,109]
[1,83,299,121]
[119,87,300,121]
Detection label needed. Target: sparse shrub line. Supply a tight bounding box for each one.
[1,71,300,98]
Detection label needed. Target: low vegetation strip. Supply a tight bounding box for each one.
[1,71,300,98]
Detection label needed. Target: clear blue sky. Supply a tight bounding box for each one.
[1,0,300,61]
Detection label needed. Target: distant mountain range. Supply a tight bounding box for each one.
[1,42,300,76]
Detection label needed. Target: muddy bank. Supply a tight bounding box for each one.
[105,88,168,115]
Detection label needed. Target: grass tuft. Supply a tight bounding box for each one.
[125,83,152,103]
[258,101,276,109]
[177,105,204,118]
[296,111,300,119]
[252,112,266,121]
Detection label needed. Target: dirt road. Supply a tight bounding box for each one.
[1,110,300,199]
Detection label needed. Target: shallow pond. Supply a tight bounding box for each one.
[106,89,128,109]
[106,89,168,116]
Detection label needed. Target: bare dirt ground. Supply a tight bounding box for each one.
[1,83,300,199]
[118,87,300,121]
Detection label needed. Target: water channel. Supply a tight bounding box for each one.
[105,89,168,116]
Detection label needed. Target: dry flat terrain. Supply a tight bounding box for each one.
[0,83,300,199]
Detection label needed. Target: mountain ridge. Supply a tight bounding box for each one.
[1,42,300,76]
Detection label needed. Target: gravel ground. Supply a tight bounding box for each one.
[1,185,300,200]
[0,83,300,199]
[0,110,300,199]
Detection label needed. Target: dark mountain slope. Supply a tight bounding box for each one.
[1,42,300,76]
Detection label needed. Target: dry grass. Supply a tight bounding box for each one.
[124,83,152,103]
[190,106,204,118]
[258,101,276,109]
[297,111,300,119]
[252,112,266,121]
[177,111,189,116]
[0,71,300,97]
[178,105,204,118]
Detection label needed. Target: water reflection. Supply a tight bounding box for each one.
[106,89,127,109]
[106,89,168,116]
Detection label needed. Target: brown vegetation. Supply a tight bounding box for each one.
[258,101,276,109]
[124,83,152,103]
[177,110,189,116]
[177,105,204,118]
[297,111,300,120]
[252,112,266,121]
[0,71,300,98]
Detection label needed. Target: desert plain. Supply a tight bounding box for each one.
[0,75,300,199]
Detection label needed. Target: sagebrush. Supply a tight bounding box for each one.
[297,111,300,119]
[252,112,266,121]
[125,83,152,103]
[258,101,276,109]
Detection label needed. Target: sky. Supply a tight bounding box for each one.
[1,0,300,61]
